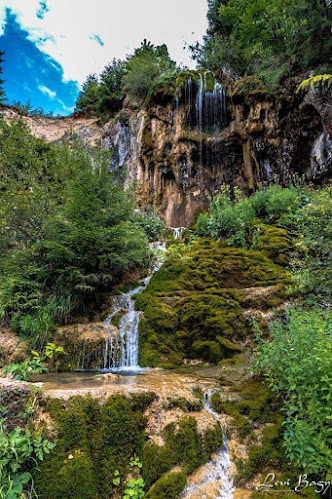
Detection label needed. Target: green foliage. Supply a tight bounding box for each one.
[195,0,332,87]
[2,343,64,380]
[34,393,156,499]
[123,40,176,102]
[256,307,332,474]
[136,209,165,242]
[289,185,332,300]
[297,74,332,93]
[0,119,150,347]
[75,60,126,116]
[76,41,178,113]
[145,472,187,499]
[2,358,47,381]
[197,184,304,247]
[0,406,56,499]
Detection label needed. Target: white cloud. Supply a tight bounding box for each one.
[0,0,208,85]
[38,84,56,99]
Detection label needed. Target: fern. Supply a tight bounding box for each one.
[296,74,332,93]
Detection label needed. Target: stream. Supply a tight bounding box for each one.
[103,241,166,371]
[32,235,235,498]
[182,392,235,499]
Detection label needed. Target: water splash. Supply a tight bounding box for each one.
[172,227,185,240]
[103,242,166,371]
[182,391,235,499]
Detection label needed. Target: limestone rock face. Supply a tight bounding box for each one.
[103,77,331,226]
[2,76,331,227]
[54,322,118,370]
[0,105,103,146]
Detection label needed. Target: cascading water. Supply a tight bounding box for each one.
[172,227,185,240]
[182,391,235,499]
[103,242,166,371]
[181,72,227,135]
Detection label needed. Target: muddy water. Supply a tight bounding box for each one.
[32,367,220,400]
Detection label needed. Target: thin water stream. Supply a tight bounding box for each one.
[182,392,235,499]
[102,242,166,371]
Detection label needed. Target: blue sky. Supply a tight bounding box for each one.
[0,0,208,116]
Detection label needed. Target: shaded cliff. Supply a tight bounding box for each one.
[1,73,331,227]
[103,73,332,226]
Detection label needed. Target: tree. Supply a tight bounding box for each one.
[98,59,126,114]
[123,40,177,101]
[75,74,100,114]
[0,51,6,103]
[194,0,332,86]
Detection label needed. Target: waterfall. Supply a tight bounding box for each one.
[172,227,185,240]
[102,242,166,371]
[180,71,226,138]
[182,391,235,499]
[196,73,204,164]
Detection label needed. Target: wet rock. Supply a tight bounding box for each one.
[54,322,119,370]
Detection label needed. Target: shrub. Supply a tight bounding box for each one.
[255,307,332,474]
[197,184,304,246]
[136,209,165,242]
[0,406,56,499]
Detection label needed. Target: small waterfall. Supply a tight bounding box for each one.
[172,227,185,240]
[180,71,227,138]
[196,73,204,164]
[182,391,235,499]
[103,242,166,371]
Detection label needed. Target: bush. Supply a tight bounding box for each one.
[196,184,304,247]
[0,120,150,347]
[256,307,332,474]
[136,209,165,242]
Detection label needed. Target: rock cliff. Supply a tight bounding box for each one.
[2,74,331,226]
[103,74,332,226]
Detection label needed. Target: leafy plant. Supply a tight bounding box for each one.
[297,74,332,93]
[255,307,332,474]
[0,407,56,499]
[112,457,145,499]
[2,343,65,381]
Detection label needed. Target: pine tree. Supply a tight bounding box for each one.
[0,51,6,103]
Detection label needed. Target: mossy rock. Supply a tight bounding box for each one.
[146,472,187,499]
[230,76,267,98]
[34,393,156,499]
[255,225,294,266]
[136,238,291,366]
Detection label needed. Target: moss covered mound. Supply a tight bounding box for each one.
[137,239,291,367]
[34,393,156,499]
[33,393,223,499]
[145,472,187,499]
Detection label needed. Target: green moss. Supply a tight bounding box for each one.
[111,310,126,328]
[165,396,203,412]
[34,393,156,499]
[142,416,223,488]
[254,225,293,266]
[146,472,187,499]
[136,238,290,367]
